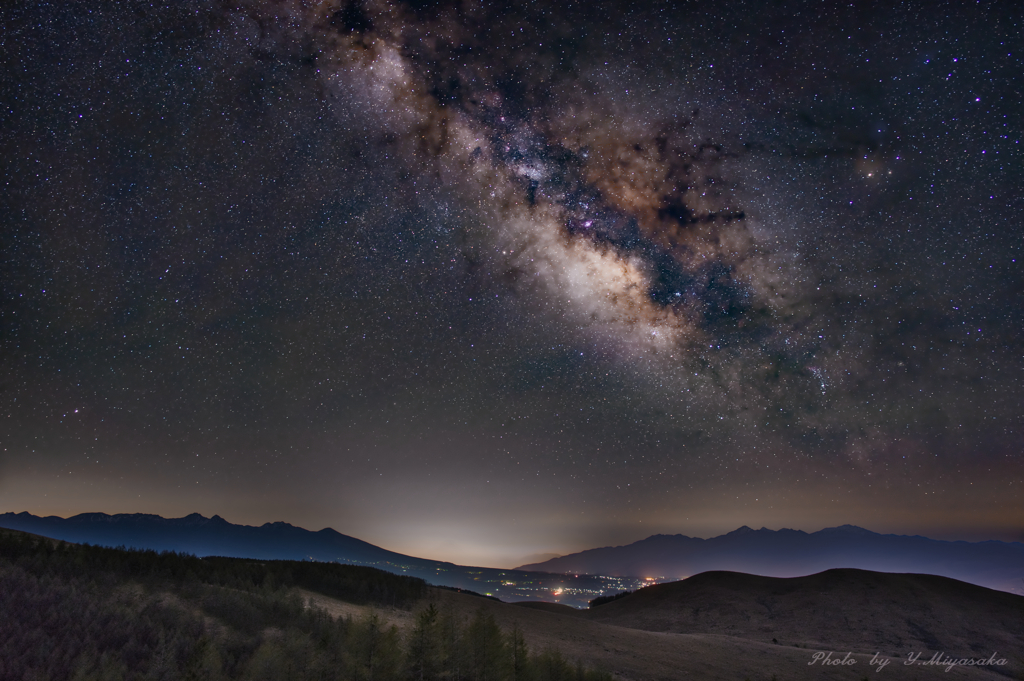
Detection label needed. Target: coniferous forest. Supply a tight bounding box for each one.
[0,529,613,681]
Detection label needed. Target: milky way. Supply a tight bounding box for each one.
[245,1,828,398]
[1,0,1021,565]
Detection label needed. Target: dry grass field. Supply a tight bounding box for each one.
[583,569,1024,660]
[306,569,1024,681]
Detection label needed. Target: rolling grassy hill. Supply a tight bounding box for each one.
[583,568,1024,663]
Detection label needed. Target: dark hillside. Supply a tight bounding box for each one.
[0,526,427,608]
[0,528,613,681]
[510,601,583,616]
[584,568,1024,661]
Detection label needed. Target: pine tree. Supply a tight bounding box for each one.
[440,606,466,681]
[465,609,508,681]
[407,603,442,681]
[183,637,225,681]
[506,622,531,681]
[348,610,402,681]
[533,648,572,681]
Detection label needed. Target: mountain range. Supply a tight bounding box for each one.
[518,524,1024,595]
[0,511,639,607]
[2,512,1022,603]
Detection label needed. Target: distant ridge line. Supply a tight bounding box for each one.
[516,524,1024,595]
[3,512,1021,598]
[0,511,649,607]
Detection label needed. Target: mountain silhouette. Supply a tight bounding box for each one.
[0,511,409,564]
[0,511,634,606]
[517,525,1024,595]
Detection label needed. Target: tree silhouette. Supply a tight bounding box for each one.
[506,621,532,681]
[348,610,402,681]
[465,609,507,681]
[407,603,442,681]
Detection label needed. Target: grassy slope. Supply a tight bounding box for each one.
[581,569,1024,661]
[308,584,1018,681]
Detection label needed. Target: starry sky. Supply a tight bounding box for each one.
[2,0,1021,568]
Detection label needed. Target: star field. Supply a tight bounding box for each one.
[1,0,1021,566]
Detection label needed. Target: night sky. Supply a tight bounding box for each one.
[2,0,1021,568]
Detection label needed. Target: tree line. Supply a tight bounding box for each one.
[0,529,614,681]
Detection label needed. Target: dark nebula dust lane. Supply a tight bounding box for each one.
[1,0,1021,566]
